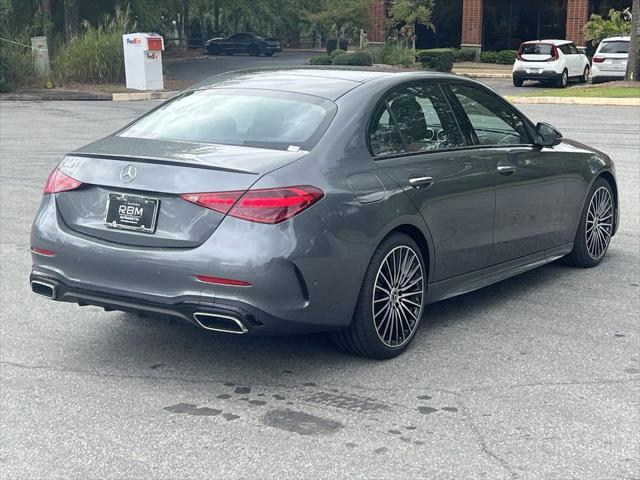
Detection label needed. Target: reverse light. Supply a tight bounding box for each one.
[181,185,324,224]
[31,247,55,257]
[195,275,252,287]
[592,56,605,63]
[44,167,82,194]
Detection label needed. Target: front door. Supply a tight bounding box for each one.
[370,82,496,281]
[446,83,567,265]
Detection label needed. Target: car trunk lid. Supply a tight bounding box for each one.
[55,136,307,248]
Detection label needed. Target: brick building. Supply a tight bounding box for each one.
[368,0,632,52]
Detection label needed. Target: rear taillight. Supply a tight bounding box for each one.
[592,56,605,63]
[31,247,55,257]
[43,167,82,194]
[181,185,324,224]
[547,45,559,62]
[195,275,252,287]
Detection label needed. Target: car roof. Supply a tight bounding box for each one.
[523,39,572,45]
[193,67,470,101]
[601,35,630,41]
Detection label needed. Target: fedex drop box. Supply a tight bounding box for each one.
[123,33,164,90]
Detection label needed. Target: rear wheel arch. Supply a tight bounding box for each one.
[389,224,432,278]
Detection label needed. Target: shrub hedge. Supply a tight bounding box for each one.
[329,48,346,59]
[331,51,373,66]
[496,50,517,64]
[416,48,455,72]
[309,55,332,65]
[479,51,499,63]
[454,48,476,62]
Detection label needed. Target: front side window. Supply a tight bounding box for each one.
[450,84,531,146]
[119,89,336,151]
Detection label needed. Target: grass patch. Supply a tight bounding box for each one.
[522,86,640,98]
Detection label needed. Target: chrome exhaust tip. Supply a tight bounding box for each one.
[193,312,248,334]
[31,280,56,300]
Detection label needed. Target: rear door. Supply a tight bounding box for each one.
[446,83,567,264]
[370,81,495,281]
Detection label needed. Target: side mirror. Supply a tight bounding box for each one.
[535,122,562,147]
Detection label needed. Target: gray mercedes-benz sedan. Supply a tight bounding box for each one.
[30,68,618,358]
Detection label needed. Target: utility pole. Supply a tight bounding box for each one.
[625,0,639,81]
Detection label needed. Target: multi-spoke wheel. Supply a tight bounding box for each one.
[372,246,424,348]
[564,178,615,267]
[332,233,426,359]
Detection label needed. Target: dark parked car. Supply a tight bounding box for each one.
[30,68,618,359]
[205,32,282,56]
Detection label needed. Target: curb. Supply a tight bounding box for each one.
[454,71,511,79]
[505,95,640,107]
[112,91,179,101]
[0,91,112,101]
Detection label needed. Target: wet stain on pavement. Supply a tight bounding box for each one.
[249,400,267,406]
[234,386,251,394]
[217,394,231,399]
[374,447,388,454]
[164,403,222,417]
[388,429,401,435]
[262,409,343,436]
[345,442,358,448]
[441,407,458,412]
[417,406,438,415]
[623,367,639,374]
[304,391,390,413]
[417,395,432,400]
[222,413,240,421]
[149,363,166,370]
[273,394,286,400]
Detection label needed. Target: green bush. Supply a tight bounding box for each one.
[53,5,132,84]
[454,48,476,62]
[479,51,499,63]
[0,39,34,92]
[329,48,346,59]
[331,51,373,66]
[371,40,409,66]
[326,37,348,55]
[416,48,455,72]
[309,55,332,65]
[496,50,517,64]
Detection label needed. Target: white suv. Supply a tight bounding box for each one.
[591,35,630,84]
[512,39,591,88]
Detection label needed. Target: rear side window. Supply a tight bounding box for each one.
[449,84,531,146]
[119,88,336,151]
[369,83,465,157]
[599,41,629,53]
[520,43,553,56]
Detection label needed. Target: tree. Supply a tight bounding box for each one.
[388,0,434,50]
[63,0,79,41]
[626,0,639,81]
[583,8,630,45]
[306,0,369,40]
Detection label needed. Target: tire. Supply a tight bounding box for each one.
[513,77,524,87]
[579,66,590,84]
[563,177,615,268]
[556,69,568,88]
[248,44,261,56]
[265,51,274,57]
[225,52,234,56]
[331,233,426,359]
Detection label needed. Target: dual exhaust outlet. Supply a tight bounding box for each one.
[30,280,248,335]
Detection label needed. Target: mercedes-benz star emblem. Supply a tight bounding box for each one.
[120,164,137,183]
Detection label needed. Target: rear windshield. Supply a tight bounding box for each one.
[520,43,553,55]
[119,88,336,151]
[599,41,629,54]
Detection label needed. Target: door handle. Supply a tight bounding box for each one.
[408,176,433,189]
[497,164,517,175]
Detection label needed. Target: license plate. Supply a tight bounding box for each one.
[527,68,540,74]
[105,193,159,233]
[612,59,623,64]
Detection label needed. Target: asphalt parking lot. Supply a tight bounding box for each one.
[1,99,638,479]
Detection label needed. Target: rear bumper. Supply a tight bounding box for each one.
[29,271,321,334]
[591,73,626,83]
[512,71,561,81]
